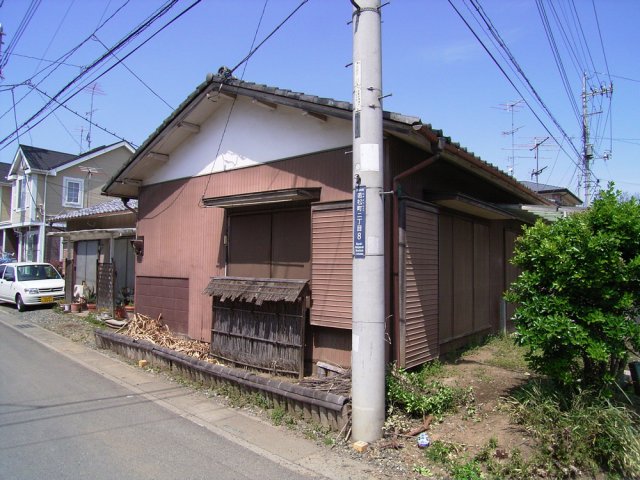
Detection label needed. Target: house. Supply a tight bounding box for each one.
[520,181,582,207]
[48,198,137,311]
[0,162,16,257]
[103,74,549,373]
[7,142,134,265]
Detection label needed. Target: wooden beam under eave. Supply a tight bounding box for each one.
[178,121,200,134]
[302,110,327,122]
[252,98,277,111]
[147,152,169,162]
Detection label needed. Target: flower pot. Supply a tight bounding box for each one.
[87,303,97,311]
[70,303,82,313]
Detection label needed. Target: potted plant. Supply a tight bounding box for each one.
[85,287,97,311]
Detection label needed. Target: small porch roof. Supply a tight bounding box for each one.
[47,227,136,241]
[204,276,309,305]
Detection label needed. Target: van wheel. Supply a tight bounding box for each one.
[16,294,26,312]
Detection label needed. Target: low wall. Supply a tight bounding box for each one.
[94,330,350,430]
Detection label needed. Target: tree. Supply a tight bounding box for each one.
[506,186,640,391]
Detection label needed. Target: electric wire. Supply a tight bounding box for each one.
[452,0,584,170]
[0,0,42,73]
[92,35,174,111]
[197,0,309,208]
[0,0,190,150]
[0,0,130,123]
[31,0,76,76]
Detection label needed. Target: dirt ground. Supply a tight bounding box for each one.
[18,305,535,479]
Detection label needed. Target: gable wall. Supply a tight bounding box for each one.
[47,146,132,217]
[144,97,352,186]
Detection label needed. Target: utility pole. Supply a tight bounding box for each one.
[582,72,613,206]
[351,0,385,443]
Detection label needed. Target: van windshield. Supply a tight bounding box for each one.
[16,265,62,281]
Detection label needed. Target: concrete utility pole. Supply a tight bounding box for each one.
[582,72,613,206]
[351,0,385,443]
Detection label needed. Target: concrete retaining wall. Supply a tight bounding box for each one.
[95,330,350,430]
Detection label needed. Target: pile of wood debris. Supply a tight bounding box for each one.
[119,313,212,361]
[298,370,352,397]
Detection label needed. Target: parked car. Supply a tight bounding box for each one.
[0,262,65,311]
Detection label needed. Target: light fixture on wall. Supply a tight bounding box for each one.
[130,238,144,257]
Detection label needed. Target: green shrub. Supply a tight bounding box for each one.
[506,186,640,392]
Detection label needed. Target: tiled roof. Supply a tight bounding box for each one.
[0,162,11,181]
[520,180,569,193]
[105,73,547,205]
[19,145,77,170]
[49,198,137,221]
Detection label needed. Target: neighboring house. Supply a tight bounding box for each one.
[0,162,17,257]
[520,181,582,207]
[48,198,137,312]
[104,75,550,373]
[7,142,134,264]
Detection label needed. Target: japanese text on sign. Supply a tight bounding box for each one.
[354,186,366,258]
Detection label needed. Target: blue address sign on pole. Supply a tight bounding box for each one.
[354,185,366,258]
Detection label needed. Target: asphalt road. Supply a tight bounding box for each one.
[0,320,318,480]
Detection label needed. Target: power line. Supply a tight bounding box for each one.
[91,34,174,111]
[0,0,190,150]
[450,0,584,171]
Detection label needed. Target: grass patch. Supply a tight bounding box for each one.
[387,363,474,419]
[482,334,529,372]
[505,379,640,478]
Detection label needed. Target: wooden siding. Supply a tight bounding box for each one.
[310,204,352,329]
[136,276,189,335]
[401,202,439,368]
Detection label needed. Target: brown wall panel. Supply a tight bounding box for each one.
[473,222,491,331]
[438,214,453,342]
[271,209,311,279]
[452,216,474,338]
[310,205,352,329]
[310,326,352,368]
[228,213,271,278]
[402,202,439,368]
[136,276,189,334]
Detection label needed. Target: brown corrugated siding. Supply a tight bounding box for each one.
[137,148,351,342]
[310,204,352,329]
[402,203,439,368]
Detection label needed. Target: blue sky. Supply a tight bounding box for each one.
[1,0,638,199]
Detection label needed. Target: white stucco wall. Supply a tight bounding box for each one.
[144,97,352,185]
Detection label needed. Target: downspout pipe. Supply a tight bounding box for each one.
[391,138,444,365]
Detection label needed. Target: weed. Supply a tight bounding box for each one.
[387,364,474,419]
[483,334,529,372]
[450,459,482,480]
[425,440,461,465]
[248,392,270,410]
[506,379,640,478]
[270,406,286,425]
[412,464,433,477]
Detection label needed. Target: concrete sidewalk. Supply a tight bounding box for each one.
[0,311,377,480]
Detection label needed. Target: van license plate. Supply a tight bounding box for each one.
[40,296,54,303]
